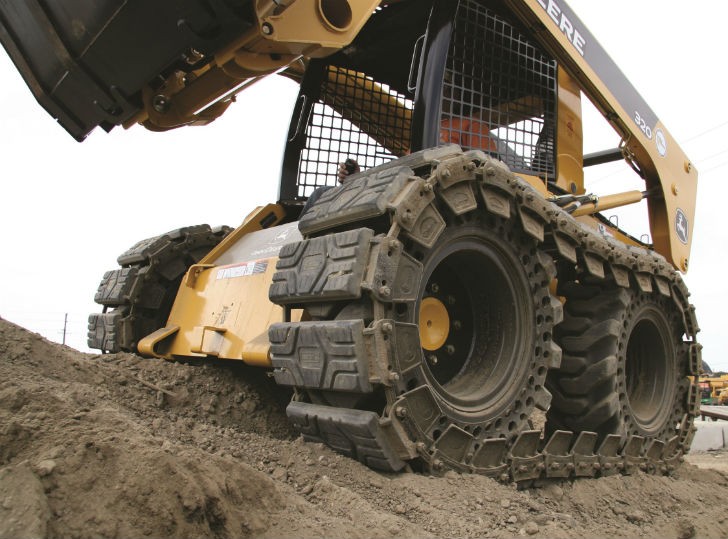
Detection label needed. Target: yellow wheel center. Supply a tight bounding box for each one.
[419,297,450,351]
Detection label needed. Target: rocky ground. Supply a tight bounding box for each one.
[1,316,727,539]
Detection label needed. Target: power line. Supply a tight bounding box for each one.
[2,310,88,317]
[588,170,623,187]
[696,148,728,163]
[701,160,728,175]
[2,317,88,323]
[685,120,728,143]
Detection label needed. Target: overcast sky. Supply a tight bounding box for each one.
[1,1,727,371]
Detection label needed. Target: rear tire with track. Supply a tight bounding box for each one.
[547,279,695,450]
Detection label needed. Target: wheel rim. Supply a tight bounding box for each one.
[416,232,533,416]
[625,306,676,435]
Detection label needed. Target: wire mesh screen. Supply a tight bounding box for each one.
[297,66,414,197]
[441,0,557,176]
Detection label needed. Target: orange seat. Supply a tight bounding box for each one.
[440,117,498,153]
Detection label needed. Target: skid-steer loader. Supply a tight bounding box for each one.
[0,0,701,481]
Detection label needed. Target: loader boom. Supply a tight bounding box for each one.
[507,0,696,270]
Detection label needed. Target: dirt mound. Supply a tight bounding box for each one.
[1,316,727,539]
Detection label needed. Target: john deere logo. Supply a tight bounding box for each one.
[655,129,667,157]
[675,209,689,244]
[269,223,296,245]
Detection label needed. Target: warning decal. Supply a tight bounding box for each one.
[216,260,269,280]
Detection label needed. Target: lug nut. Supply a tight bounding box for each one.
[428,354,438,366]
[183,47,204,65]
[431,283,440,293]
[152,94,171,113]
[395,406,407,418]
[453,320,462,330]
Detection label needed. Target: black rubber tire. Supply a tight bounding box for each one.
[390,210,561,443]
[302,215,562,453]
[546,281,692,446]
[87,224,231,353]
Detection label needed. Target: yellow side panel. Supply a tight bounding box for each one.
[139,205,303,366]
[163,257,290,366]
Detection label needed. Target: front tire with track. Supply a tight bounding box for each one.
[269,147,563,473]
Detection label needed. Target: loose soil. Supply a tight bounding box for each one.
[1,316,727,539]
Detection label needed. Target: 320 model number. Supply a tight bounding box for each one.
[634,111,653,140]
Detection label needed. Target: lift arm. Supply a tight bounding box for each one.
[507,0,697,270]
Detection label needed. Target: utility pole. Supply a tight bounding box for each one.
[62,313,68,345]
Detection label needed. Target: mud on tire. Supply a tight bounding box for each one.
[88,224,231,353]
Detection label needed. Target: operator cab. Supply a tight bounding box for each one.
[279,0,561,209]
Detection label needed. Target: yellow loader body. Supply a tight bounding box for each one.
[139,205,302,366]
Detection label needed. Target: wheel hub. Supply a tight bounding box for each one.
[419,297,450,351]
